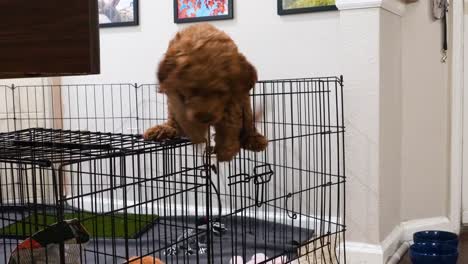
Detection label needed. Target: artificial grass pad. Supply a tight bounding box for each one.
[0,212,158,239]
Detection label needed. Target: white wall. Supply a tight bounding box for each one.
[340,8,381,244]
[401,0,450,221]
[463,2,468,223]
[379,8,402,240]
[64,0,341,84]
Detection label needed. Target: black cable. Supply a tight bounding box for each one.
[209,165,222,222]
[443,13,447,52]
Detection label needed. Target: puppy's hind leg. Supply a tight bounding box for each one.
[241,131,268,152]
[214,123,241,162]
[239,96,268,152]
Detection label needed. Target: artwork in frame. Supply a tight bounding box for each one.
[98,0,139,28]
[174,0,233,24]
[278,0,337,15]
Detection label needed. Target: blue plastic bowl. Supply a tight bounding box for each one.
[414,230,459,248]
[410,243,458,264]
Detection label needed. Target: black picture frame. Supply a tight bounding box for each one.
[277,0,337,15]
[174,0,233,24]
[99,0,139,28]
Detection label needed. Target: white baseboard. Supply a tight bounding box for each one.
[339,225,401,264]
[341,242,384,264]
[69,197,341,230]
[400,216,452,241]
[339,216,453,264]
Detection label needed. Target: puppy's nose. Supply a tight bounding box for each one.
[195,112,214,123]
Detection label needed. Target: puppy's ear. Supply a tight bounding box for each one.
[157,54,176,92]
[238,54,258,92]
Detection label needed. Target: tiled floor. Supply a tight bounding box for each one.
[399,231,468,263]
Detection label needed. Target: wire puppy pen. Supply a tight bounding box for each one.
[0,76,346,264]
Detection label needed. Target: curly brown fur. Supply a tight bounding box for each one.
[144,23,267,161]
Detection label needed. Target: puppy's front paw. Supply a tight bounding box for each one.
[144,125,178,141]
[241,133,268,152]
[216,145,240,162]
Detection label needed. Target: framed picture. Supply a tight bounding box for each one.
[278,0,337,15]
[174,0,233,24]
[98,0,139,28]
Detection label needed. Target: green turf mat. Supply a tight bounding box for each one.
[0,212,158,239]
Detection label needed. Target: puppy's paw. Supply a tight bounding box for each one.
[143,125,178,141]
[241,133,268,152]
[216,145,240,162]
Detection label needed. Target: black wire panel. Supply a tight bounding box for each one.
[0,128,190,166]
[209,77,346,264]
[0,77,346,264]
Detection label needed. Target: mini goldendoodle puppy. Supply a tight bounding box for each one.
[144,23,267,161]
